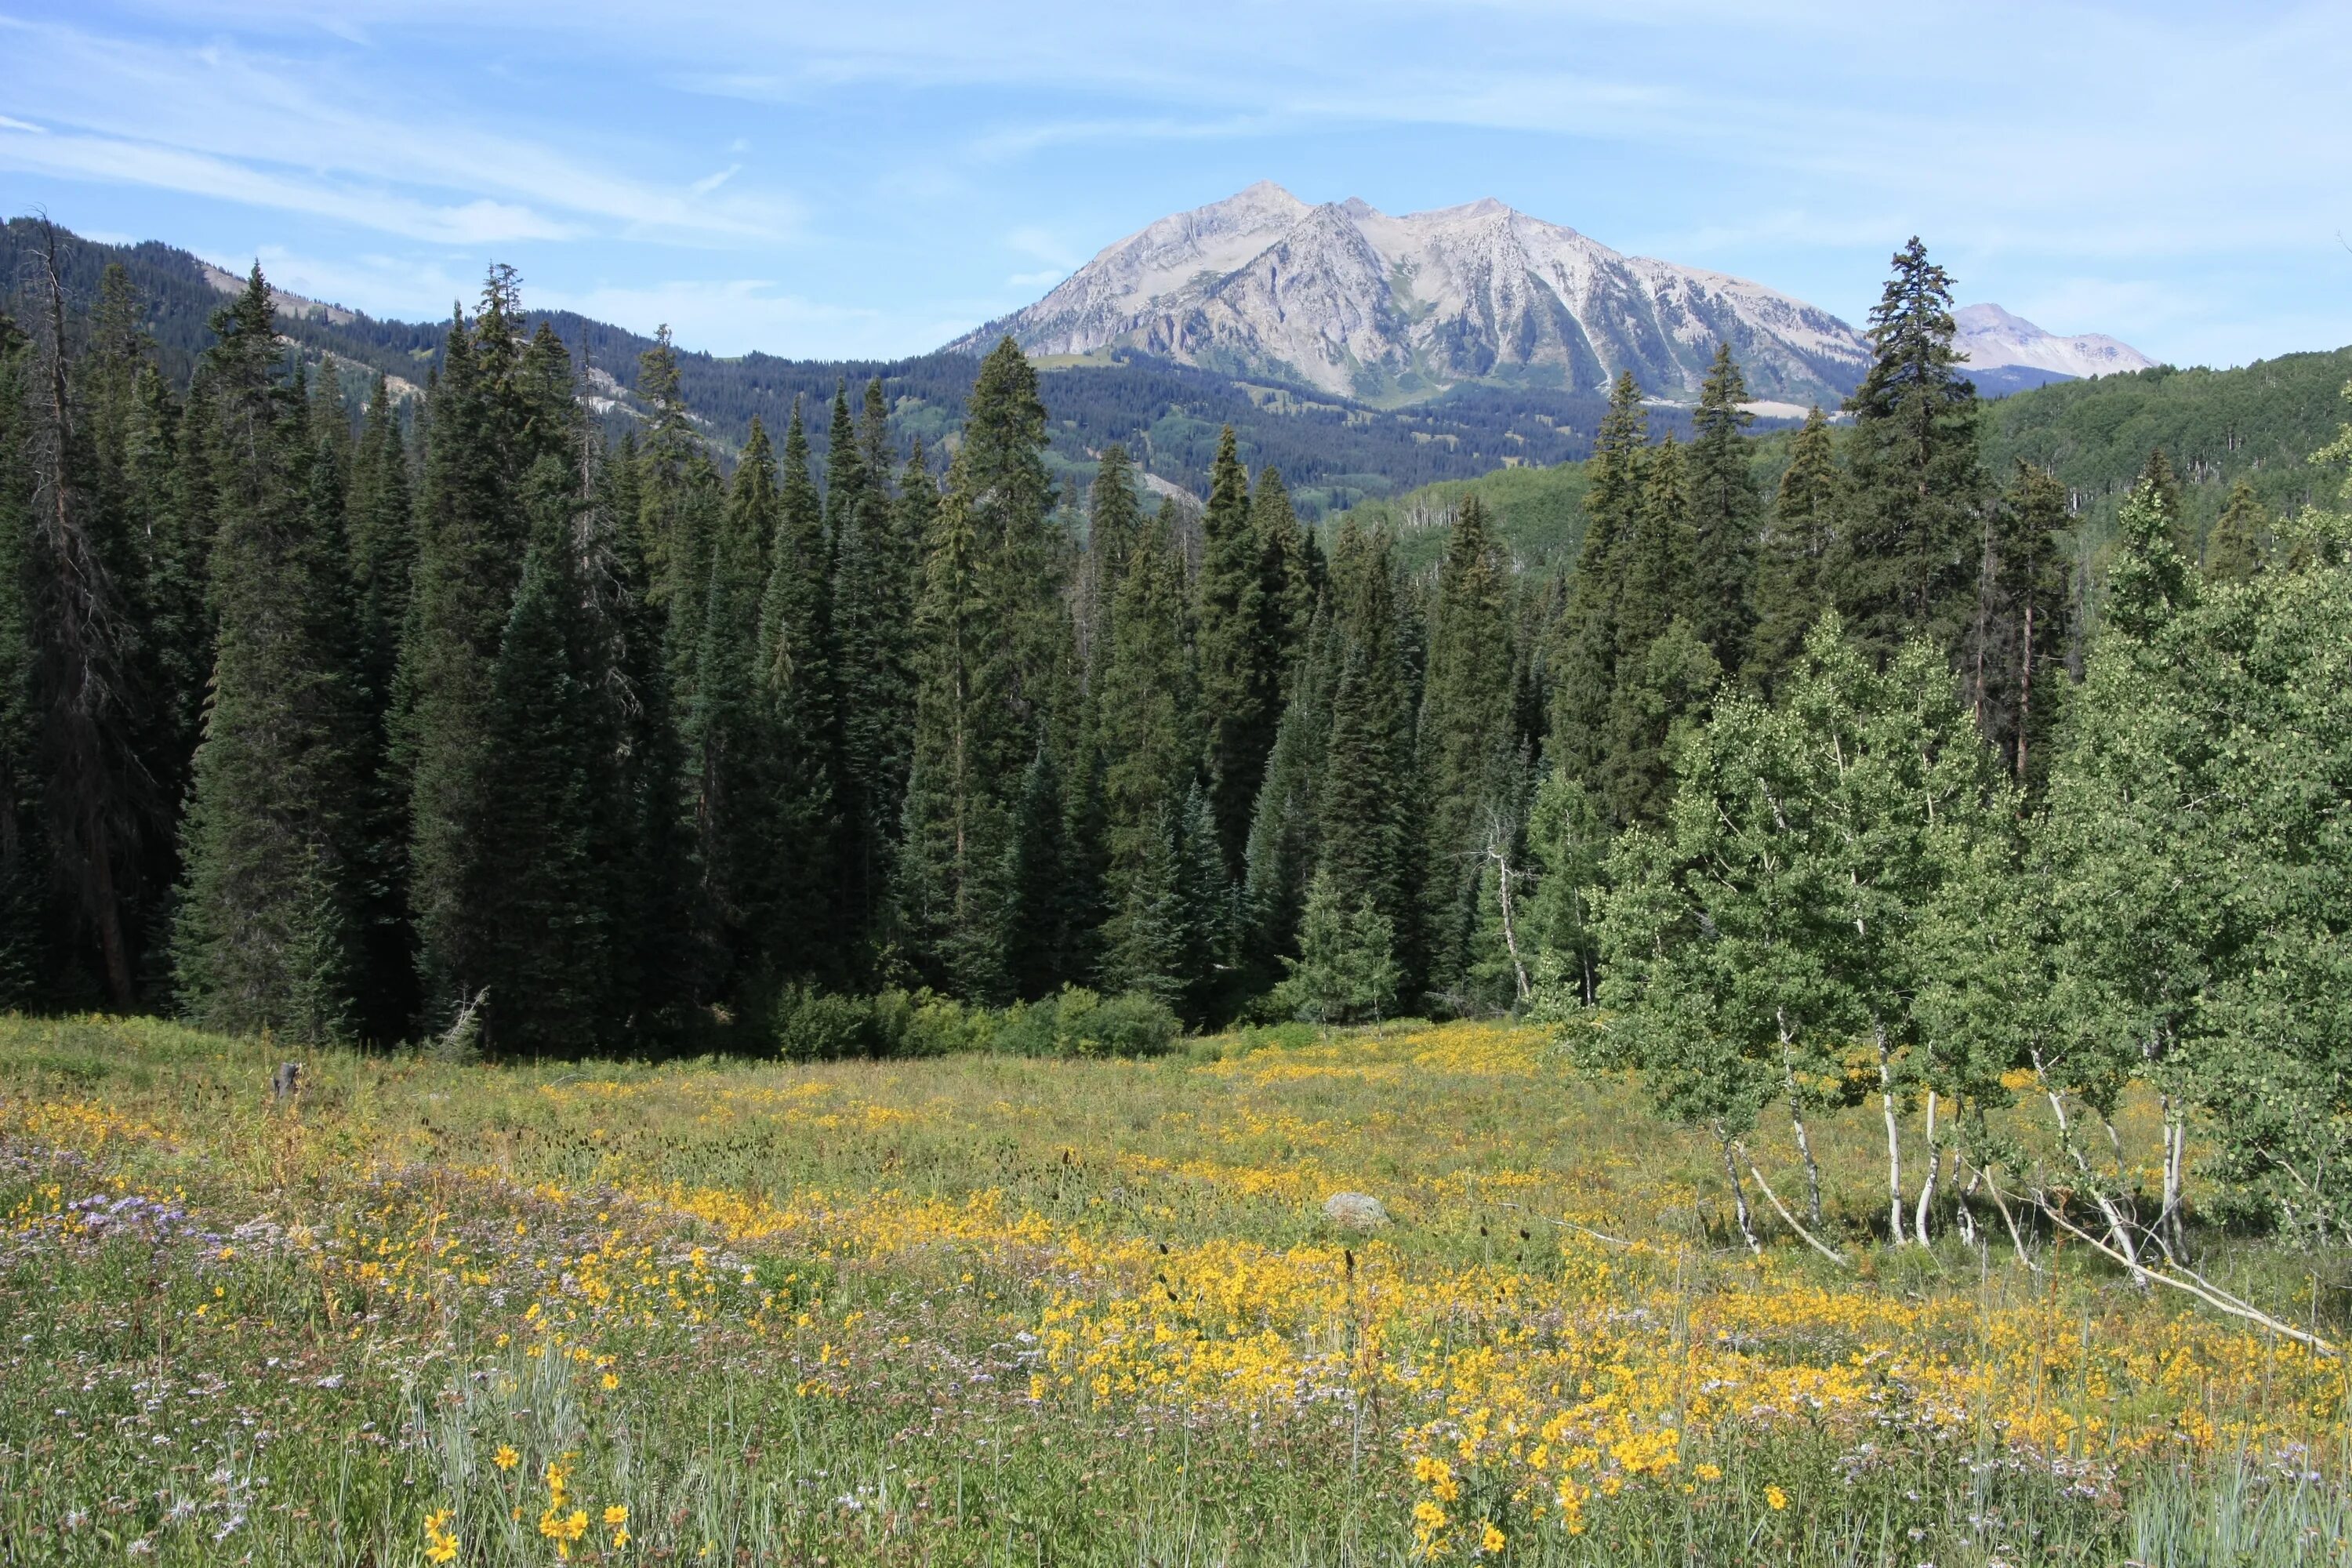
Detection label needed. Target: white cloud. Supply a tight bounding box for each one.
[688,164,742,197]
[0,115,45,134]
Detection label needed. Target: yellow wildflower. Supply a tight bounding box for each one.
[1766,1483,1789,1511]
[492,1444,519,1472]
[423,1508,458,1565]
[1480,1522,1506,1554]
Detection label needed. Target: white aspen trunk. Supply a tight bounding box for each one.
[2033,1049,2146,1285]
[1716,1127,1760,1255]
[1777,1010,1824,1227]
[1877,1022,1907,1246]
[1913,1088,1940,1246]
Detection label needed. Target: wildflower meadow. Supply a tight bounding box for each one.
[2,1014,2347,1566]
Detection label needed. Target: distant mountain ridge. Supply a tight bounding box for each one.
[1953,302,2157,395]
[949,182,1875,406]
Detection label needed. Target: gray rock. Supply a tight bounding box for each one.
[1323,1192,1390,1232]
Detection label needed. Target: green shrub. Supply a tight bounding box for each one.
[772,986,874,1060]
[1062,989,1180,1058]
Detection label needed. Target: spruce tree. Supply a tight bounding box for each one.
[1745,405,1839,691]
[1601,437,1704,826]
[822,379,864,543]
[2105,474,2194,641]
[1548,371,1647,783]
[1094,499,1200,894]
[691,416,782,982]
[1108,784,1229,1023]
[474,452,614,1053]
[1686,343,1759,672]
[755,402,840,977]
[2204,477,2265,584]
[1076,444,1145,673]
[1963,463,2071,787]
[831,427,924,957]
[1831,238,1986,664]
[1241,600,1338,979]
[0,312,46,1002]
[347,372,412,719]
[1251,465,1313,680]
[24,223,155,1004]
[1417,495,1516,997]
[1316,518,1420,996]
[397,270,539,1025]
[173,278,368,1040]
[1194,426,1275,865]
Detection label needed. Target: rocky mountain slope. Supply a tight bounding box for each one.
[1953,303,2156,394]
[949,182,1875,406]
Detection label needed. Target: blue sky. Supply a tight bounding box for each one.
[4,2,2350,368]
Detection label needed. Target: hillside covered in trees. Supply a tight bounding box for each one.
[6,215,2351,1248]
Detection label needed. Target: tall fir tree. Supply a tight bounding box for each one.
[1194,426,1278,866]
[0,310,41,1002]
[1963,463,2072,788]
[831,426,925,962]
[1548,370,1647,784]
[691,416,782,984]
[756,402,840,978]
[1317,518,1421,997]
[396,267,542,1025]
[173,280,369,1040]
[1601,436,1704,826]
[1416,495,1516,997]
[1744,405,1840,691]
[1250,465,1314,682]
[2105,474,2194,641]
[1108,783,1231,1024]
[1094,499,1201,897]
[1241,600,1338,982]
[2204,477,2266,584]
[1831,238,1986,664]
[1076,443,1146,674]
[1685,343,1760,672]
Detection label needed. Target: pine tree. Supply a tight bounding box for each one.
[831,426,924,958]
[1004,739,1095,999]
[633,325,695,577]
[2105,474,2194,640]
[1601,437,1705,826]
[1108,784,1229,1023]
[692,416,782,983]
[1275,869,1400,1026]
[24,223,155,1004]
[1548,371,1647,782]
[2204,477,2265,584]
[1076,444,1145,673]
[474,452,615,1053]
[1686,343,1759,671]
[1744,405,1839,691]
[1831,238,1986,663]
[347,372,412,718]
[1251,465,1313,680]
[1417,495,1516,997]
[397,270,539,1025]
[1317,518,1420,996]
[755,401,841,978]
[1195,426,1278,866]
[1241,600,1338,979]
[0,311,47,1001]
[1094,499,1200,893]
[822,379,864,545]
[1963,463,2071,786]
[173,278,368,1040]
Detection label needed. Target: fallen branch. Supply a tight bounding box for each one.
[1735,1143,1849,1267]
[2027,1188,2337,1357]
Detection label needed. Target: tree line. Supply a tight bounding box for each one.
[5,223,2347,1250]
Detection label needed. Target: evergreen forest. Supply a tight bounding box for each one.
[8,218,2352,1248]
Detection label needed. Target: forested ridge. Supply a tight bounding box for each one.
[0,220,1684,522]
[7,219,2352,1247]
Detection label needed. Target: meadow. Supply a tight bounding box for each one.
[1,1014,2347,1566]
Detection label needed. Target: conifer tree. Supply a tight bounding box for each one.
[0,312,42,1000]
[2105,474,2194,641]
[1601,437,1705,825]
[1745,406,1839,691]
[822,379,864,543]
[1094,499,1200,894]
[2204,477,2265,584]
[750,403,840,976]
[831,426,924,956]
[1548,371,1647,782]
[633,325,695,576]
[1317,518,1421,996]
[1831,238,1986,663]
[1417,495,1516,996]
[1108,784,1230,1023]
[1241,600,1338,978]
[1964,463,2071,786]
[1251,465,1314,679]
[474,452,615,1052]
[1275,869,1400,1026]
[347,372,412,717]
[174,278,368,1040]
[1686,343,1760,671]
[24,223,154,1004]
[1004,739,1097,999]
[1194,426,1276,865]
[691,416,782,982]
[397,270,539,1025]
[1076,444,1145,673]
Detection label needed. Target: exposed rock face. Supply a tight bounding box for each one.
[948,182,1873,405]
[1953,302,2156,383]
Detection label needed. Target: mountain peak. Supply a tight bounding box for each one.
[949,182,1871,404]
[1954,302,2154,386]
